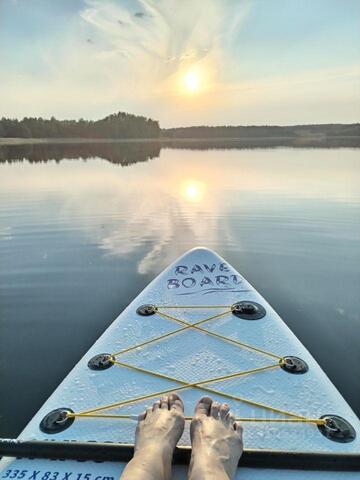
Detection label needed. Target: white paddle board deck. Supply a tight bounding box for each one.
[1,247,359,478]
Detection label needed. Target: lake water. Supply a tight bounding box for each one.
[0,141,359,437]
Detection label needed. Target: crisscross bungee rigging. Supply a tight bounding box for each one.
[66,304,326,428]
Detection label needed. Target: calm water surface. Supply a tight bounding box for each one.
[0,142,359,436]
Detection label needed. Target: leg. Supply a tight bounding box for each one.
[188,397,243,480]
[120,393,185,480]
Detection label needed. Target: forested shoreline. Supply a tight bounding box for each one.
[0,112,160,139]
[0,111,359,140]
[162,123,360,138]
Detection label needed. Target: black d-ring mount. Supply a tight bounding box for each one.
[88,353,115,370]
[231,301,266,320]
[136,304,157,316]
[318,415,356,443]
[280,356,309,374]
[40,408,75,434]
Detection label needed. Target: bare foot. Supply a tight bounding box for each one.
[135,393,185,453]
[189,396,243,480]
[120,393,185,480]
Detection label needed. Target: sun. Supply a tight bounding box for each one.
[184,70,200,92]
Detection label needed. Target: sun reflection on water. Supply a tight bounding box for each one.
[180,180,206,202]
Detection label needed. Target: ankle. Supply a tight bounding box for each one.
[189,451,231,480]
[134,443,174,468]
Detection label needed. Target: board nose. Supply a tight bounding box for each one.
[175,246,225,265]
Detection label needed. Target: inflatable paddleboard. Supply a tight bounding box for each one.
[1,248,359,478]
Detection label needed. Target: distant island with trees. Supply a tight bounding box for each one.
[0,111,359,142]
[0,112,160,139]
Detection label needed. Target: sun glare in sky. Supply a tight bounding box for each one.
[184,70,200,93]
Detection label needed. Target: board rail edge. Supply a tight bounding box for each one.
[0,439,359,471]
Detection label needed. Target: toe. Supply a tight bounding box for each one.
[143,406,152,422]
[152,400,161,411]
[234,421,243,437]
[169,393,184,413]
[160,396,169,409]
[220,403,230,420]
[210,401,221,419]
[226,411,236,428]
[194,396,212,416]
[138,410,146,421]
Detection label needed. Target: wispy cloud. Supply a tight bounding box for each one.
[79,0,251,90]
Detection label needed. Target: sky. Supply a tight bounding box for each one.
[0,0,359,127]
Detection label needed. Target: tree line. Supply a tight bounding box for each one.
[162,124,360,138]
[1,112,359,140]
[0,112,160,139]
